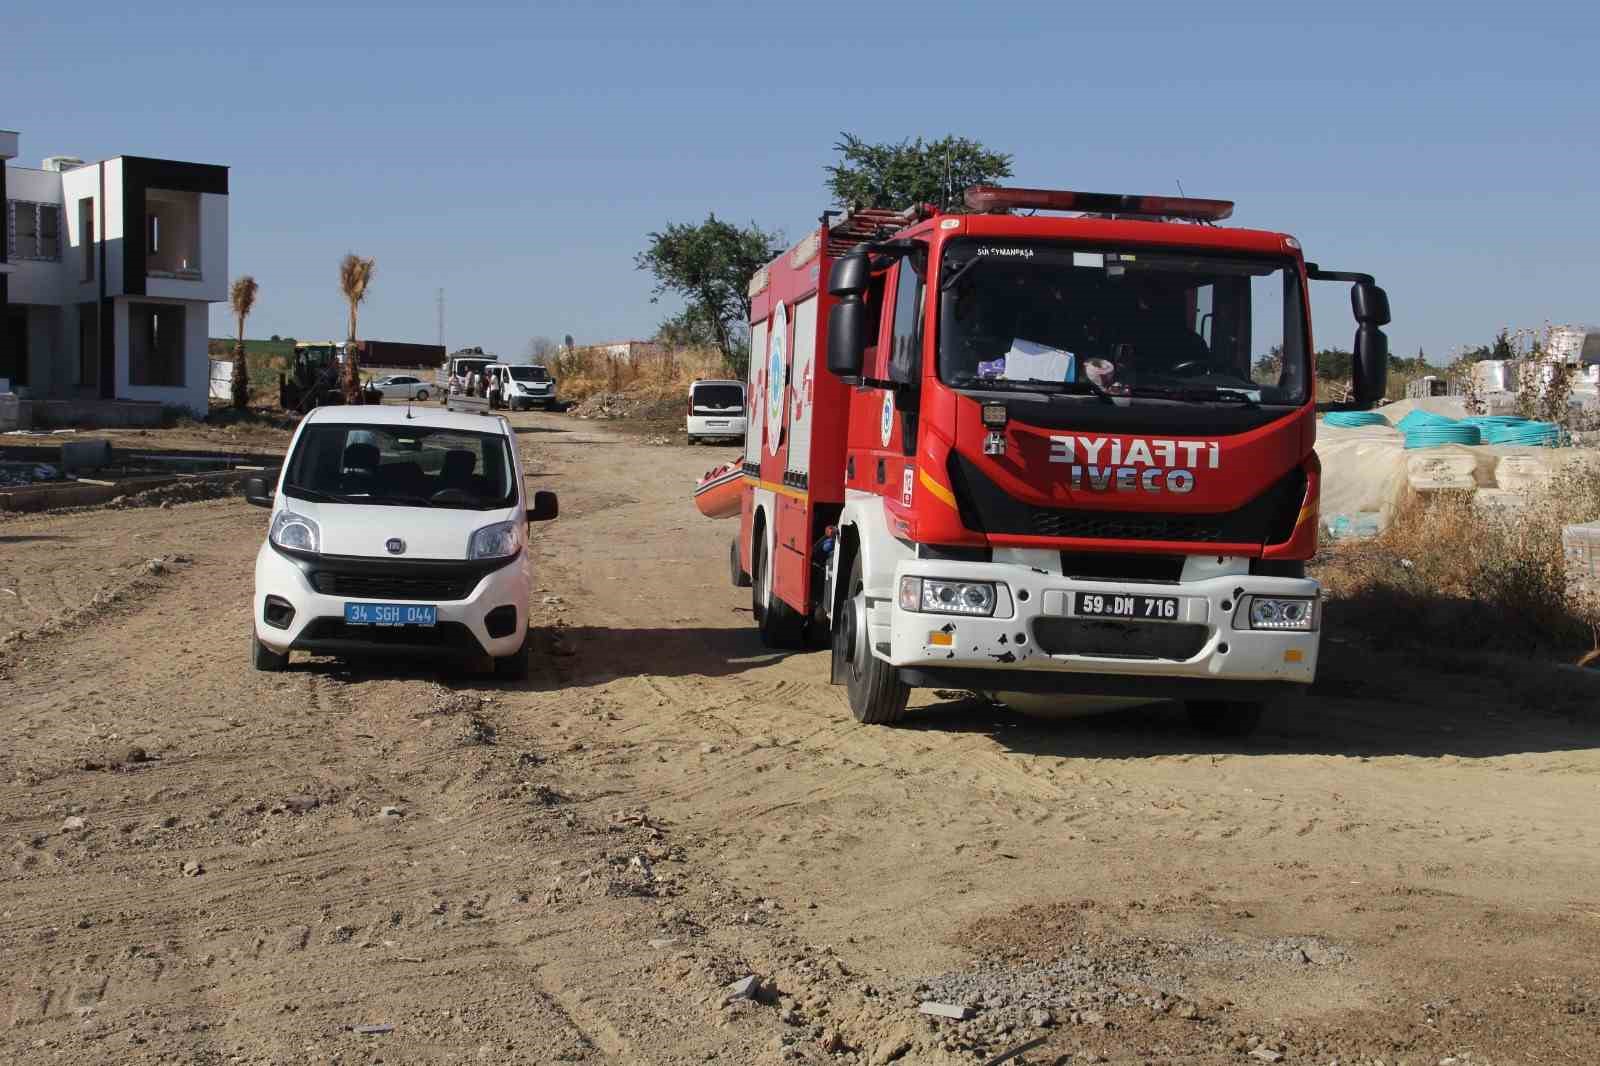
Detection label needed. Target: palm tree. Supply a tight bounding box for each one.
[339,253,376,404]
[228,275,259,411]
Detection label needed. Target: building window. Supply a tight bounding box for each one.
[80,199,96,282]
[78,303,100,387]
[8,201,62,260]
[2,309,29,388]
[129,303,186,387]
[145,190,201,278]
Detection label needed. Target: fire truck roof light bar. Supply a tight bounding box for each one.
[964,185,1235,222]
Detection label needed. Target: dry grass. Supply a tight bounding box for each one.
[553,345,730,406]
[1317,467,1600,658]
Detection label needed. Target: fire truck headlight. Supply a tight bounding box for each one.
[1240,596,1318,631]
[900,576,997,617]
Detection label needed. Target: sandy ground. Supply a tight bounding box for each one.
[2,410,1598,1066]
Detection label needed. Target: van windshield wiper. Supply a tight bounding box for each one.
[282,485,357,503]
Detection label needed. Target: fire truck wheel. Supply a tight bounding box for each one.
[1185,699,1263,737]
[753,533,806,648]
[730,538,752,588]
[841,555,910,725]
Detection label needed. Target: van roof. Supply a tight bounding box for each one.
[692,379,743,387]
[303,405,511,435]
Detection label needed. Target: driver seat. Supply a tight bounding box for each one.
[439,449,477,493]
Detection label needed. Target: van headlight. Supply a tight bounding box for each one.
[468,520,521,560]
[1238,595,1318,631]
[898,576,997,617]
[269,510,321,554]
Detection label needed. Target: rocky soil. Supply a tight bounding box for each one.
[2,410,1597,1064]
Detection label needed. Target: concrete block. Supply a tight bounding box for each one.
[61,439,114,472]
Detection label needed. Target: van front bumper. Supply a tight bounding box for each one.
[253,543,530,660]
[879,558,1319,692]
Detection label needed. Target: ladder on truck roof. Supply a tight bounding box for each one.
[822,205,928,259]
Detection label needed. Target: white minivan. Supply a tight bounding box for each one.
[686,379,747,444]
[246,406,557,677]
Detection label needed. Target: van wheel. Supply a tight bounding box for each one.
[730,537,752,588]
[838,554,909,725]
[494,633,530,681]
[251,628,289,672]
[753,531,806,648]
[1186,699,1263,737]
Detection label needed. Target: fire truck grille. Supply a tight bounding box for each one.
[1031,618,1210,660]
[1029,510,1223,542]
[947,455,1306,547]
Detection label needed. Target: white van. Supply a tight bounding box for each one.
[436,353,501,403]
[686,379,747,444]
[246,405,557,677]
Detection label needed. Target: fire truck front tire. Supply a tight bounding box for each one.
[753,534,806,648]
[730,538,752,588]
[838,555,910,725]
[1185,699,1264,738]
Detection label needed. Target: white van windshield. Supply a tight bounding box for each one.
[284,424,516,510]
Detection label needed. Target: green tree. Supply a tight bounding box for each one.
[636,215,783,372]
[825,133,1014,211]
[1490,328,1515,361]
[654,309,719,351]
[1315,349,1353,380]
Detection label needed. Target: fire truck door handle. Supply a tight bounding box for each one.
[876,459,886,484]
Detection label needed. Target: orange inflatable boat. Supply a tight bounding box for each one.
[694,458,744,519]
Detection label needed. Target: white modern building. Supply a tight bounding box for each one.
[1,127,228,420]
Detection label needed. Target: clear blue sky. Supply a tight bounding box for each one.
[6,0,1596,364]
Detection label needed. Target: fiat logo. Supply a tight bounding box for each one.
[385,538,406,555]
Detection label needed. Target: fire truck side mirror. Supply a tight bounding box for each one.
[828,300,868,379]
[827,251,872,379]
[828,252,870,299]
[1351,282,1391,407]
[1352,281,1391,327]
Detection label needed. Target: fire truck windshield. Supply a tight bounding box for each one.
[937,241,1308,406]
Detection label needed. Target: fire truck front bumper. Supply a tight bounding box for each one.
[880,558,1320,695]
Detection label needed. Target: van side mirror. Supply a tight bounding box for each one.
[244,473,276,508]
[527,490,558,523]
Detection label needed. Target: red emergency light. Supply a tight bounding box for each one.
[963,185,1234,222]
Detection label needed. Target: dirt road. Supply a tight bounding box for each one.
[3,410,1598,1065]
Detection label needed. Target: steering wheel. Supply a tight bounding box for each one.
[429,487,475,505]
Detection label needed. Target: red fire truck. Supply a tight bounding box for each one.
[731,185,1389,734]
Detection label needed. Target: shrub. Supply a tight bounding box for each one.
[1317,466,1600,658]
